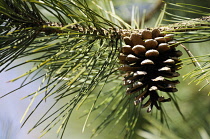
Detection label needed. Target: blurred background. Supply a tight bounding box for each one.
[0,0,210,139]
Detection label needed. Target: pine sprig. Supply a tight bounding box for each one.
[0,0,210,139]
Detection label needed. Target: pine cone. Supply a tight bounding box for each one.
[119,29,182,112]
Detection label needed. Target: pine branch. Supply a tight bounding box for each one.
[0,0,210,139]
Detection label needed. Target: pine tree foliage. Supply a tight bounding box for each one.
[0,0,210,138]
